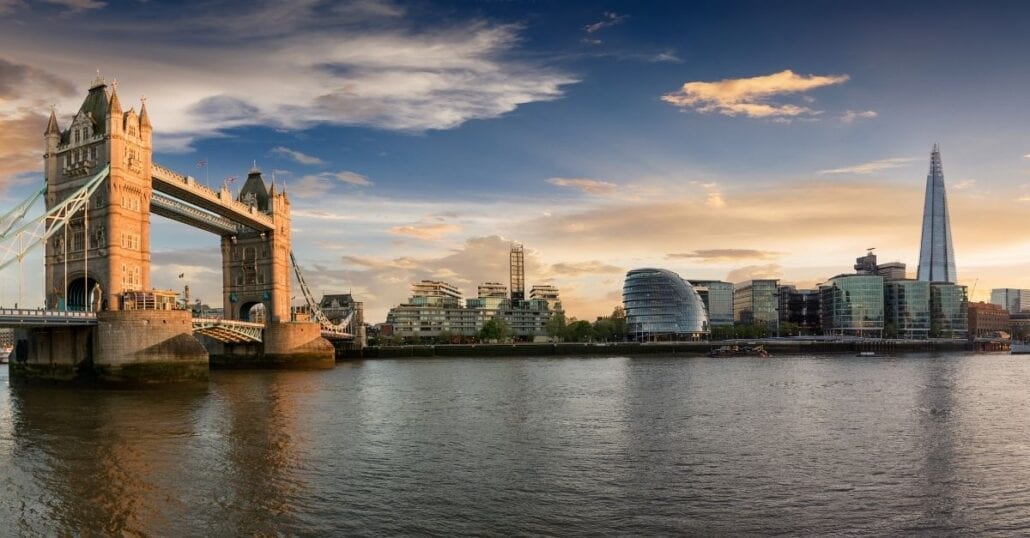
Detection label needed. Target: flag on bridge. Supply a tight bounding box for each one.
[196,159,207,168]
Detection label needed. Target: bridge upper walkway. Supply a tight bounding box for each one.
[0,308,97,326]
[151,163,274,232]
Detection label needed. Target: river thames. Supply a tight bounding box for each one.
[3,353,1030,535]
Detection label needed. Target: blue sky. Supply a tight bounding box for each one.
[3,0,1030,320]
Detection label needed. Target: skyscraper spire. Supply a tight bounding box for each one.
[917,144,957,283]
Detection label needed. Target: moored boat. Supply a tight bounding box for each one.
[707,345,769,358]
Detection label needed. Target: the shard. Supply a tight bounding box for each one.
[916,144,957,283]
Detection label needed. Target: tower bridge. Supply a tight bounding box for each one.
[0,75,348,383]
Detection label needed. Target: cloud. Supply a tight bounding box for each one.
[584,12,627,34]
[661,69,850,118]
[952,179,977,190]
[1024,154,1030,159]
[547,177,617,195]
[726,264,784,283]
[388,222,463,240]
[0,59,77,190]
[43,0,106,12]
[841,109,878,123]
[548,261,623,277]
[690,180,726,208]
[650,50,682,63]
[291,170,372,197]
[271,146,325,166]
[667,249,782,263]
[0,6,577,150]
[818,157,916,175]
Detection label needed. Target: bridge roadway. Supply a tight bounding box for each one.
[0,309,268,343]
[151,163,274,232]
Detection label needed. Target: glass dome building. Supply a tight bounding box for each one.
[622,268,709,341]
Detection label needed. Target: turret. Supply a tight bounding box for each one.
[107,85,123,136]
[44,108,61,184]
[139,97,152,146]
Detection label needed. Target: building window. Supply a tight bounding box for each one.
[74,129,80,144]
[90,147,97,160]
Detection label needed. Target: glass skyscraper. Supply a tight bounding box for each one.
[733,279,779,329]
[623,268,709,341]
[917,144,957,283]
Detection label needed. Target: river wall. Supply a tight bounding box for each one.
[338,339,980,360]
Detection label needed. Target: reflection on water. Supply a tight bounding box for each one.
[4,354,1030,535]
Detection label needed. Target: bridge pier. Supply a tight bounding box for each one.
[9,310,208,385]
[205,321,334,369]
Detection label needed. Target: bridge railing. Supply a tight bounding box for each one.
[192,317,266,330]
[0,309,97,319]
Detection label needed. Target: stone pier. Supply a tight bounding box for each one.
[10,309,209,385]
[205,321,334,369]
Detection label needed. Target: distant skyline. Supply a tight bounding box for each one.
[3,0,1030,321]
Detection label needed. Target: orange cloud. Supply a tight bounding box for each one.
[662,69,850,118]
[388,222,464,240]
[547,177,617,195]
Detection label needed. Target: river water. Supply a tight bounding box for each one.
[3,354,1030,535]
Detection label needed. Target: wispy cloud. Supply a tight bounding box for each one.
[662,69,850,119]
[667,249,782,263]
[818,157,916,175]
[584,12,627,34]
[952,179,977,190]
[547,177,617,195]
[388,222,464,240]
[271,146,324,166]
[1,5,578,151]
[841,109,878,123]
[726,264,784,283]
[548,260,623,276]
[690,181,726,208]
[291,170,372,197]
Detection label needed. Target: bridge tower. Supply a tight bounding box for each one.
[220,165,292,323]
[43,75,152,311]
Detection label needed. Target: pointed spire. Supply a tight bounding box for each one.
[249,160,261,175]
[139,95,152,128]
[108,84,123,115]
[45,106,61,136]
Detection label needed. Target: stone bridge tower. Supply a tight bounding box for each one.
[43,75,152,311]
[220,165,292,323]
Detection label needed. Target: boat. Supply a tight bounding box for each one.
[707,345,769,358]
[1012,342,1030,355]
[0,346,11,364]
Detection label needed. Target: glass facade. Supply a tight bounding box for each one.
[990,288,1030,314]
[884,280,930,339]
[688,280,734,325]
[623,268,709,341]
[733,279,779,329]
[819,274,884,337]
[930,283,968,338]
[777,285,821,335]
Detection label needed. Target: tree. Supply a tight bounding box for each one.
[479,317,513,342]
[711,325,736,340]
[610,306,628,341]
[592,317,615,342]
[545,312,567,341]
[565,319,594,342]
[437,330,457,344]
[778,321,799,337]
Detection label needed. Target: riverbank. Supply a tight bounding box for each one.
[338,338,981,360]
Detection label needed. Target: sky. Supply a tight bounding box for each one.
[3,0,1030,322]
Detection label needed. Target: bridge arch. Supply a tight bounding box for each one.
[67,276,102,312]
[239,301,267,323]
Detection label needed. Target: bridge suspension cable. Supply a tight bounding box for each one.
[0,183,46,239]
[289,250,351,338]
[0,165,109,273]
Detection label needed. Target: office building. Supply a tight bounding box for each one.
[733,279,779,329]
[688,280,734,326]
[854,249,906,280]
[968,302,1010,339]
[411,280,463,307]
[917,144,958,283]
[991,288,1030,314]
[777,285,821,335]
[623,268,709,341]
[930,282,968,338]
[884,280,931,339]
[529,284,561,310]
[820,274,885,338]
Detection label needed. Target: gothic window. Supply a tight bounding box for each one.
[72,230,85,252]
[74,129,80,144]
[90,147,97,160]
[65,155,70,167]
[93,195,103,209]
